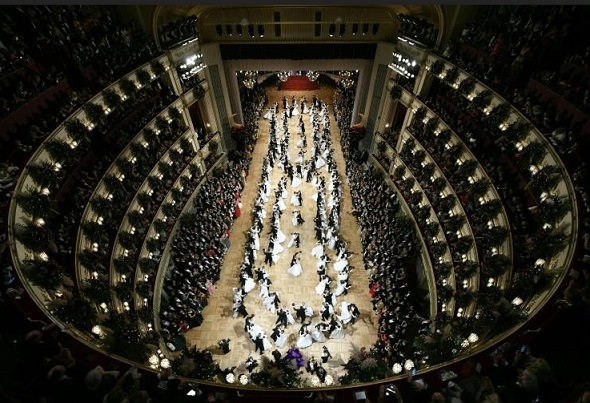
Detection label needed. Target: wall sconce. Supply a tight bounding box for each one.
[329,23,335,37]
[362,22,369,35]
[352,23,359,35]
[226,24,233,36]
[258,24,264,37]
[248,24,255,38]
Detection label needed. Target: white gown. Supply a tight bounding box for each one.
[277,199,287,211]
[311,243,324,258]
[264,109,273,120]
[285,310,296,325]
[329,323,346,339]
[333,258,348,273]
[334,281,347,297]
[259,281,270,298]
[262,335,273,351]
[275,331,287,348]
[263,295,277,312]
[273,241,285,255]
[315,278,329,295]
[338,271,349,283]
[252,232,260,250]
[328,235,337,250]
[303,104,310,114]
[287,234,298,248]
[311,327,326,342]
[291,193,301,206]
[288,261,302,277]
[292,105,300,116]
[248,323,265,339]
[296,331,313,349]
[339,302,352,325]
[292,176,302,188]
[277,228,286,243]
[244,276,256,293]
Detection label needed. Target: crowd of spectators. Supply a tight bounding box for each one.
[159,162,246,346]
[0,5,161,165]
[158,15,199,49]
[158,85,265,349]
[427,5,590,309]
[0,312,231,402]
[441,5,589,157]
[333,80,581,403]
[396,13,438,48]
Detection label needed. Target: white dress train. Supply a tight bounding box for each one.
[296,331,313,349]
[288,261,302,277]
[292,176,302,188]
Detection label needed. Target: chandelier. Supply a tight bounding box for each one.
[242,70,258,89]
[306,70,319,82]
[277,70,290,82]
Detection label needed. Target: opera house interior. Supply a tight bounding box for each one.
[2,4,590,403]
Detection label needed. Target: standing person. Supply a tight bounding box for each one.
[321,345,332,364]
[293,302,307,323]
[253,333,265,354]
[264,247,274,266]
[288,251,303,277]
[218,338,231,354]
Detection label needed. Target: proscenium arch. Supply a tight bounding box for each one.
[152,5,445,48]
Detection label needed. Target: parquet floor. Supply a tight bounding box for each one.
[185,87,378,385]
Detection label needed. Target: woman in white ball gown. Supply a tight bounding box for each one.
[311,322,327,342]
[242,272,256,294]
[333,279,349,297]
[315,275,331,296]
[276,227,287,243]
[333,256,348,273]
[284,306,296,325]
[291,191,301,206]
[262,334,273,351]
[288,251,303,277]
[259,278,270,299]
[296,324,313,349]
[275,326,288,348]
[302,100,310,114]
[291,175,302,188]
[272,237,285,255]
[311,241,324,258]
[250,226,260,250]
[263,108,273,120]
[338,301,352,325]
[329,319,346,339]
[246,320,265,340]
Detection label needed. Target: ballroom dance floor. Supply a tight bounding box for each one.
[185,87,378,384]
